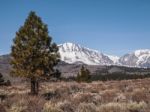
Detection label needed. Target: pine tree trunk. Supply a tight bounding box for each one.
[30,78,38,95]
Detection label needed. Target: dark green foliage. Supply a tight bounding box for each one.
[90,65,150,81]
[0,73,4,83]
[61,76,76,82]
[10,11,60,95]
[76,66,91,83]
[91,72,150,81]
[0,73,11,86]
[46,69,61,81]
[5,80,11,86]
[53,69,61,79]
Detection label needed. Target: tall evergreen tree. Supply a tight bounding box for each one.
[11,11,60,95]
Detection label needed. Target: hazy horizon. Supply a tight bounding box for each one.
[0,0,150,56]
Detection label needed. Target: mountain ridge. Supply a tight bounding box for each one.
[59,42,114,65]
[58,42,150,67]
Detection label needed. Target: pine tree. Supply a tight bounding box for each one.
[76,65,91,82]
[11,11,60,95]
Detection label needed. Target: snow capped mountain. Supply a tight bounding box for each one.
[105,55,119,64]
[58,42,150,67]
[58,42,114,65]
[119,49,150,67]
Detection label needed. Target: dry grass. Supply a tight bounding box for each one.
[1,78,150,112]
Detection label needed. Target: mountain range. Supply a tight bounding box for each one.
[0,42,150,68]
[59,42,150,68]
[0,42,150,81]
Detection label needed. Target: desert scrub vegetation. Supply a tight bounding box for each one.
[0,78,150,112]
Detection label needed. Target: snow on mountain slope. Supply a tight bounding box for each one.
[58,42,114,65]
[105,55,119,64]
[58,42,150,67]
[134,49,150,66]
[119,49,150,67]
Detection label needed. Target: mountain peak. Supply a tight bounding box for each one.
[62,42,78,47]
[119,49,150,67]
[59,42,115,65]
[134,49,150,57]
[59,42,82,52]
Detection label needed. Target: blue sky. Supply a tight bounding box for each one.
[0,0,150,56]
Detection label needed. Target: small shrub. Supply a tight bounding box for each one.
[73,92,95,104]
[9,105,27,112]
[127,101,147,112]
[0,73,11,86]
[131,89,148,103]
[5,80,11,86]
[114,93,126,102]
[27,96,45,112]
[57,100,75,112]
[9,99,27,112]
[97,102,127,112]
[76,103,97,112]
[43,102,62,112]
